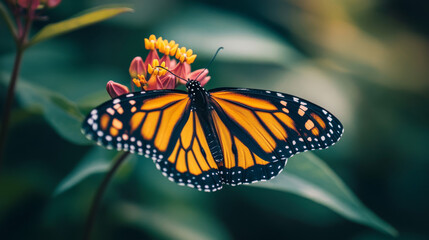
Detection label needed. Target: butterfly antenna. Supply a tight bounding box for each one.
[157,66,187,82]
[195,47,224,81]
[158,47,223,83]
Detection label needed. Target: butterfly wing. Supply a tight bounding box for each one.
[82,90,222,192]
[208,88,344,185]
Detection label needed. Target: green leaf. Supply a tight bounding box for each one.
[27,6,133,47]
[53,148,135,196]
[250,153,398,237]
[156,5,302,65]
[53,148,113,196]
[0,2,18,41]
[115,203,232,240]
[0,72,89,144]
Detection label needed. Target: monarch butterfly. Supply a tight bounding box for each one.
[82,80,343,192]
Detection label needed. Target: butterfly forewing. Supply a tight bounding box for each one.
[83,90,187,154]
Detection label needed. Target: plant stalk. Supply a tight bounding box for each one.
[0,5,33,169]
[83,151,130,240]
[0,48,24,170]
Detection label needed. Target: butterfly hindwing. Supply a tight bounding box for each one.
[209,108,287,185]
[164,110,222,191]
[208,88,343,185]
[82,90,222,191]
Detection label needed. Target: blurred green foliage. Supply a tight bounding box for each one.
[1,0,428,239]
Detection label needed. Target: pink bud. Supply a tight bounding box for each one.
[45,0,61,8]
[106,80,129,98]
[18,0,40,10]
[129,56,146,78]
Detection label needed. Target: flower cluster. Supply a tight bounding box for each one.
[11,0,61,10]
[6,0,61,37]
[107,34,211,98]
[129,34,210,91]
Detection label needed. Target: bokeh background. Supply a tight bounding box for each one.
[1,0,428,239]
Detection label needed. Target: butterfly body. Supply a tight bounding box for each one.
[186,80,224,164]
[82,81,343,192]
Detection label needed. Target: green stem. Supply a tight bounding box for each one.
[83,151,130,240]
[0,4,33,169]
[0,47,23,170]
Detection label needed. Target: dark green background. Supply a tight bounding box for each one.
[1,0,428,239]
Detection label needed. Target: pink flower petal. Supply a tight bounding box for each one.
[171,62,188,85]
[144,50,159,71]
[146,75,159,90]
[184,62,191,75]
[159,74,176,89]
[155,77,164,90]
[18,0,39,10]
[199,76,211,87]
[187,69,211,86]
[169,59,177,69]
[159,55,170,71]
[187,69,207,81]
[46,0,61,8]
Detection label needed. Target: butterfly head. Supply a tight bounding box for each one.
[186,79,210,109]
[186,79,199,87]
[186,79,205,92]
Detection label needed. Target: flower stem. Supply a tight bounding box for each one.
[0,47,24,170]
[83,151,130,240]
[0,5,33,170]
